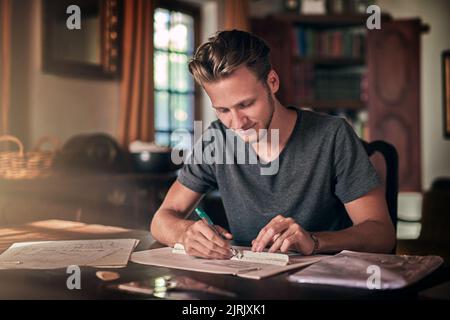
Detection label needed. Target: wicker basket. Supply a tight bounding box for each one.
[0,135,60,179]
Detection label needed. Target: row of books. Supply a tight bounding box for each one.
[315,69,362,100]
[293,62,315,101]
[293,63,365,101]
[292,27,366,59]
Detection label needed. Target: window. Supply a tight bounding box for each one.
[154,5,198,148]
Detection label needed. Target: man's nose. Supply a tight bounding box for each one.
[231,110,247,130]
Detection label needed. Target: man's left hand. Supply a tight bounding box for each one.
[251,215,315,255]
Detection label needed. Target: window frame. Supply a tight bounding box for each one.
[154,0,201,146]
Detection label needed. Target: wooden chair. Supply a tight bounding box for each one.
[397,178,450,263]
[360,140,399,231]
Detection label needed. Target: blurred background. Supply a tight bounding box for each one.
[0,0,449,260]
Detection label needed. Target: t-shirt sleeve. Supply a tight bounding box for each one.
[177,138,218,194]
[333,119,381,203]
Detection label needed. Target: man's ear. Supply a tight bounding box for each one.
[266,70,279,94]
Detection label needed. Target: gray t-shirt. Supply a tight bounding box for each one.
[178,108,380,246]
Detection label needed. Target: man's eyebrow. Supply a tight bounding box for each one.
[212,105,228,110]
[212,97,256,109]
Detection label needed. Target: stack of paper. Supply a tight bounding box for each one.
[288,250,444,289]
[0,239,139,269]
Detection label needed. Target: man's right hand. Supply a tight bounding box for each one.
[179,220,233,259]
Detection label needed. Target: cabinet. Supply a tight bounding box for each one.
[252,14,424,191]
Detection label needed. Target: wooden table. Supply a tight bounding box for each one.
[0,219,448,300]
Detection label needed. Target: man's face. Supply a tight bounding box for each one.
[203,65,278,143]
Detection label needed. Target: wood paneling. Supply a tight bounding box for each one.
[368,20,422,191]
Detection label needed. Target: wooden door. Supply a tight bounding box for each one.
[368,19,422,191]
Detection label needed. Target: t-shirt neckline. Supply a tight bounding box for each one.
[249,106,302,166]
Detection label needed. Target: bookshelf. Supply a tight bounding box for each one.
[251,13,389,140]
[251,15,424,191]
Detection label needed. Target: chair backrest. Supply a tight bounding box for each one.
[360,140,399,230]
[431,178,450,190]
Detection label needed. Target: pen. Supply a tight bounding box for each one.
[194,207,221,236]
[237,267,261,273]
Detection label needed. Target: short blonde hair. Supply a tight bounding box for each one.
[188,30,272,85]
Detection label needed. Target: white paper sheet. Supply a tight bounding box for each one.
[130,247,325,279]
[0,239,139,269]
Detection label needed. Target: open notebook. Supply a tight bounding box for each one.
[130,244,325,280]
[288,250,444,289]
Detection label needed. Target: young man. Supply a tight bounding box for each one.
[151,30,395,259]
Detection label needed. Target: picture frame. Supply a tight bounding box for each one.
[42,0,121,79]
[443,50,450,138]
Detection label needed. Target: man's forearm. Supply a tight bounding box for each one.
[313,220,396,254]
[150,209,194,247]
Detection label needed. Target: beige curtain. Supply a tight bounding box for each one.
[0,0,11,135]
[118,0,154,147]
[224,0,250,31]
